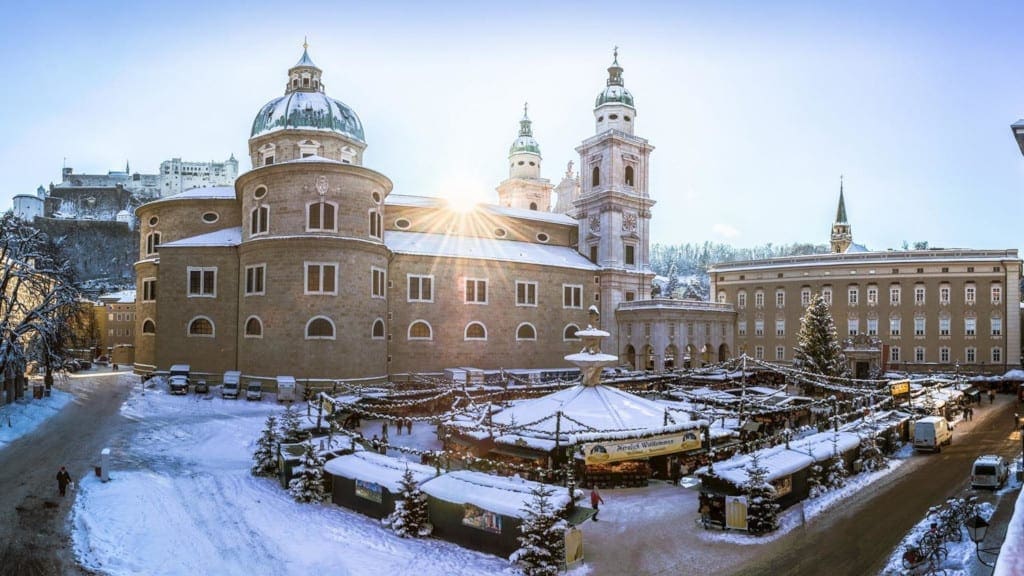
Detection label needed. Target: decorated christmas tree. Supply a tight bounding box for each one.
[288,441,326,503]
[743,451,779,535]
[279,404,304,444]
[793,293,849,378]
[251,414,280,477]
[384,467,432,538]
[823,436,848,490]
[510,484,568,576]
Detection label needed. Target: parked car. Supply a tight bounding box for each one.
[971,455,1009,489]
[913,416,952,452]
[169,375,189,395]
[246,381,263,401]
[222,371,241,399]
[194,379,209,394]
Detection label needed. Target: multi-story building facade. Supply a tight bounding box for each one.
[95,290,136,366]
[133,46,730,380]
[710,191,1021,376]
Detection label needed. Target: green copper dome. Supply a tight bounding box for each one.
[509,103,541,156]
[595,49,635,108]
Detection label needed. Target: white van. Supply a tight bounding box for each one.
[246,380,263,401]
[913,416,952,452]
[222,371,241,399]
[971,455,1009,489]
[276,376,296,403]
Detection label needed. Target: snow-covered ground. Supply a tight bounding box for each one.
[0,387,72,447]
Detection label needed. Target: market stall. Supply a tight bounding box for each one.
[324,451,437,519]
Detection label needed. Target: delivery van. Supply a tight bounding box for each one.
[971,455,1009,489]
[246,380,263,401]
[222,370,241,399]
[913,416,952,452]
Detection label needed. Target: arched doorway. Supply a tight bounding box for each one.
[664,344,678,370]
[718,343,731,362]
[623,344,636,370]
[642,345,656,371]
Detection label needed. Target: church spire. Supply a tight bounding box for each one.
[519,102,533,137]
[606,46,624,87]
[835,175,848,223]
[830,176,853,253]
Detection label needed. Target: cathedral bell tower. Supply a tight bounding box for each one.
[574,49,656,345]
[830,176,853,253]
[496,103,553,211]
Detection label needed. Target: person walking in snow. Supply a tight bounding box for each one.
[590,486,605,521]
[406,418,412,435]
[56,466,72,497]
[988,388,996,404]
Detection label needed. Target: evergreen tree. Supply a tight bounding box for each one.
[858,434,888,472]
[807,461,826,498]
[251,414,280,476]
[743,452,779,535]
[279,404,304,444]
[288,441,326,503]
[793,293,849,378]
[384,467,432,538]
[665,261,680,299]
[822,436,848,489]
[510,484,568,576]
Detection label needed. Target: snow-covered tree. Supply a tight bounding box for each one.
[665,262,680,299]
[792,293,849,378]
[510,484,567,576]
[251,414,280,476]
[288,441,326,503]
[743,451,779,535]
[384,466,432,538]
[858,434,888,472]
[807,461,826,498]
[822,437,847,490]
[279,404,304,444]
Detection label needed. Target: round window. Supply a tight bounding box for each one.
[494,228,508,238]
[148,216,158,226]
[624,116,631,122]
[518,161,525,166]
[253,186,267,199]
[528,161,535,166]
[536,233,549,243]
[202,212,219,223]
[395,218,411,229]
[609,114,618,120]
[372,191,382,204]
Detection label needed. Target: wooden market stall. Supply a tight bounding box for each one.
[323,451,438,519]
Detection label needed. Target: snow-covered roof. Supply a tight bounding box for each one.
[844,242,870,253]
[490,384,670,434]
[137,186,235,212]
[789,431,860,463]
[99,289,136,304]
[323,451,437,493]
[280,154,345,165]
[160,227,242,248]
[419,470,572,518]
[386,230,598,271]
[699,444,815,486]
[385,194,576,226]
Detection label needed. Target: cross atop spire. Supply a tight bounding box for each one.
[607,46,624,87]
[303,36,308,51]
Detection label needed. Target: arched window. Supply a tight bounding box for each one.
[372,318,385,339]
[142,319,156,334]
[250,205,269,236]
[516,323,537,341]
[187,316,214,337]
[369,210,382,239]
[625,165,634,187]
[464,322,487,341]
[529,202,538,211]
[244,316,263,338]
[408,320,432,340]
[305,316,335,340]
[563,324,580,341]
[307,201,337,231]
[145,232,160,255]
[592,166,600,187]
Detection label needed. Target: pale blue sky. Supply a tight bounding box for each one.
[2,1,1023,252]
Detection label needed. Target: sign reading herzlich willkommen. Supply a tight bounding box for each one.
[582,431,702,465]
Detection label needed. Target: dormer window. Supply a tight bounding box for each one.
[298,139,320,159]
[303,77,310,87]
[292,79,298,88]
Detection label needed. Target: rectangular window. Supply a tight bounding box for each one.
[738,321,747,336]
[939,317,950,336]
[738,292,747,308]
[940,347,950,363]
[368,210,382,239]
[776,290,785,307]
[754,320,764,337]
[307,201,336,231]
[625,244,636,266]
[563,284,583,308]
[755,291,764,307]
[890,346,901,363]
[250,206,269,236]
[867,286,878,305]
[516,281,538,306]
[889,286,900,305]
[991,317,1002,336]
[914,317,925,337]
[625,291,635,302]
[848,318,859,336]
[371,268,386,299]
[914,285,925,305]
[408,275,434,302]
[915,347,925,362]
[848,287,858,305]
[688,322,695,337]
[966,347,976,363]
[754,346,765,360]
[305,263,337,295]
[187,267,217,297]
[939,285,950,304]
[822,287,832,304]
[867,318,878,336]
[965,285,976,304]
[644,323,652,337]
[965,317,976,336]
[991,285,1002,305]
[775,346,785,361]
[142,278,157,302]
[775,320,785,337]
[245,264,266,296]
[890,317,901,336]
[801,289,811,306]
[992,347,1002,363]
[589,245,598,263]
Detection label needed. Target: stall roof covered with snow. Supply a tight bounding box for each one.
[421,470,573,519]
[489,384,674,434]
[697,444,814,487]
[325,451,437,493]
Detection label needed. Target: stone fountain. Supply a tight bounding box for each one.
[564,305,619,386]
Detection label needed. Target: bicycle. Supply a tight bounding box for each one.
[902,524,948,573]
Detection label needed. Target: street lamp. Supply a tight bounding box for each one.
[965,514,999,568]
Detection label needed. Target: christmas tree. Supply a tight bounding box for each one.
[384,467,432,538]
[510,484,568,576]
[807,460,826,498]
[288,441,326,503]
[858,433,888,472]
[279,404,304,444]
[743,452,779,535]
[823,436,848,490]
[793,293,849,378]
[665,262,680,299]
[251,414,280,477]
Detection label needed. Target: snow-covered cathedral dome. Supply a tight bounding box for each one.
[250,45,365,143]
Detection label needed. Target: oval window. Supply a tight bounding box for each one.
[253,186,267,199]
[395,218,411,229]
[609,114,618,120]
[597,116,604,122]
[494,228,508,238]
[371,191,382,204]
[202,212,219,223]
[536,233,549,243]
[624,116,631,122]
[528,161,535,166]
[518,161,525,166]
[148,216,159,226]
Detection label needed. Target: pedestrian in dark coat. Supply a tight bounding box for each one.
[989,389,996,404]
[590,487,605,521]
[382,421,389,439]
[57,466,72,497]
[406,418,412,435]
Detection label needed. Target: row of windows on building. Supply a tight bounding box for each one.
[590,164,635,188]
[140,266,597,308]
[623,321,730,340]
[143,315,584,342]
[108,312,135,322]
[736,315,1003,338]
[109,328,132,337]
[723,283,1004,308]
[746,344,1004,364]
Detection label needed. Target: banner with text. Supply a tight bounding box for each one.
[583,431,702,465]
